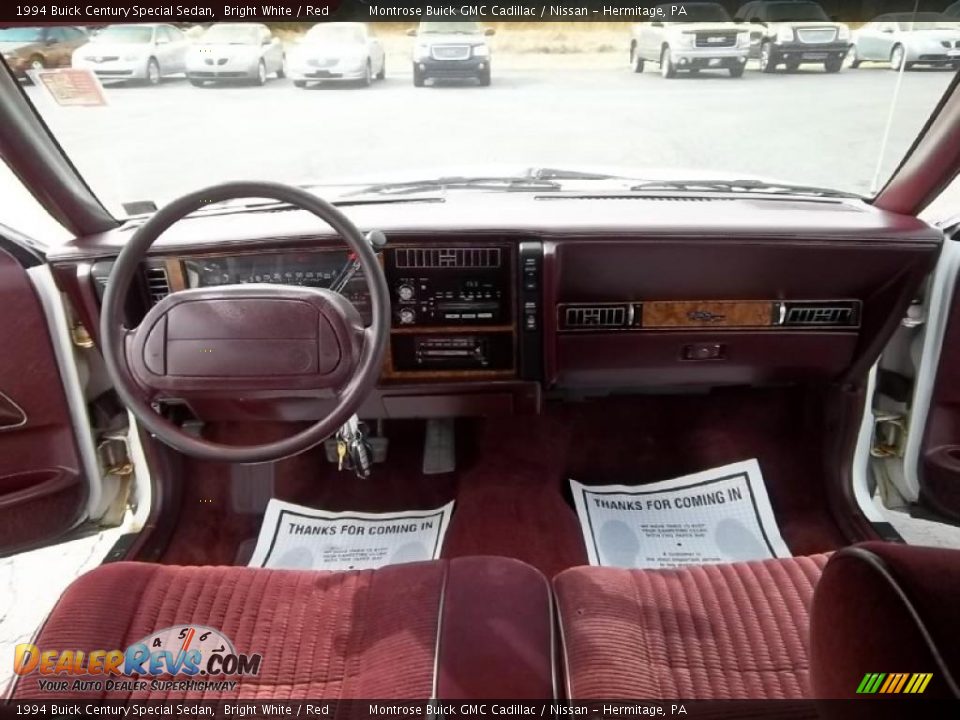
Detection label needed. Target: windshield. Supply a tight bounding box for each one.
[418,22,483,35]
[0,27,45,42]
[92,26,153,44]
[663,4,731,23]
[201,24,261,44]
[9,19,957,218]
[765,2,829,22]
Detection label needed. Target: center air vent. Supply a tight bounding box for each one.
[394,247,501,269]
[779,301,860,328]
[559,303,636,330]
[145,266,171,304]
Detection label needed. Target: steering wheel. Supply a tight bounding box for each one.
[100,182,390,464]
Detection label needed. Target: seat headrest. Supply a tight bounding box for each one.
[810,541,960,706]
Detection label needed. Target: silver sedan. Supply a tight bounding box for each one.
[851,13,960,70]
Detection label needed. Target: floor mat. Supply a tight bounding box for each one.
[571,459,791,568]
[247,498,453,571]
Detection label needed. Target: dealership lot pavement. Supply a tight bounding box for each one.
[21,62,957,216]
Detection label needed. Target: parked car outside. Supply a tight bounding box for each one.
[71,24,188,85]
[734,0,852,73]
[187,23,285,86]
[409,21,494,87]
[287,23,385,88]
[630,2,751,78]
[851,13,960,71]
[0,26,88,79]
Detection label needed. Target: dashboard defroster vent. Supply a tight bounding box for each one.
[394,247,501,270]
[559,303,635,330]
[778,301,860,328]
[145,266,171,304]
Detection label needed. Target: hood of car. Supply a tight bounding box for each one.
[670,22,750,31]
[769,21,845,28]
[295,41,363,55]
[0,41,41,55]
[192,43,259,54]
[417,34,487,45]
[903,29,960,42]
[79,42,149,56]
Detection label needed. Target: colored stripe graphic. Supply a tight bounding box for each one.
[857,672,932,694]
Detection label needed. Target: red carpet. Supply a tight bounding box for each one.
[161,387,848,576]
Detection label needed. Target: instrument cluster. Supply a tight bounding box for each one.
[182,251,371,322]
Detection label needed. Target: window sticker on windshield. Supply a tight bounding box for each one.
[31,68,107,107]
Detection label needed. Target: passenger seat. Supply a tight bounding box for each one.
[554,542,960,702]
[554,554,828,698]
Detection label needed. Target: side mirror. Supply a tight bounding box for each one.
[262,37,272,45]
[406,28,417,37]
[882,27,894,33]
[156,38,169,45]
[484,28,496,36]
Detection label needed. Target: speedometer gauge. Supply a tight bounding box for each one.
[181,251,372,324]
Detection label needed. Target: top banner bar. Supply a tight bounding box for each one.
[0,1,954,25]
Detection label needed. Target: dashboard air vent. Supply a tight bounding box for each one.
[559,303,634,330]
[394,247,501,269]
[779,301,860,328]
[145,266,171,304]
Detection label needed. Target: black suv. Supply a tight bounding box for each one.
[408,21,494,87]
[734,1,852,73]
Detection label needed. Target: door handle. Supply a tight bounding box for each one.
[0,391,27,430]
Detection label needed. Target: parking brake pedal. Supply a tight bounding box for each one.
[423,419,456,475]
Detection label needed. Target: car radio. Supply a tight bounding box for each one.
[391,333,514,372]
[386,246,511,327]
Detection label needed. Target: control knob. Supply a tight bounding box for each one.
[398,308,416,325]
[397,284,415,301]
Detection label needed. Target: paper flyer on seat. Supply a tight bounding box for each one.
[248,500,454,571]
[571,459,791,569]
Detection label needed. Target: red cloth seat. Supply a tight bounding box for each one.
[12,557,555,700]
[553,554,829,699]
[810,541,960,703]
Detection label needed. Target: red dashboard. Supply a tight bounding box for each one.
[47,193,942,421]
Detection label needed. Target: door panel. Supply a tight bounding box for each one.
[0,244,87,554]
[918,260,960,520]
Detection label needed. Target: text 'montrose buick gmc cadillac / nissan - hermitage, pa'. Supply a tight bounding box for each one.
[2,1,960,715]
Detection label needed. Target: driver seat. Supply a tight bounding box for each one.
[11,557,555,699]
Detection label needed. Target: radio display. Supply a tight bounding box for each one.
[182,251,371,323]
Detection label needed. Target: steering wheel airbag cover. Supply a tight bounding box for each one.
[132,285,362,391]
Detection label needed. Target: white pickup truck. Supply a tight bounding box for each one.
[630,2,752,78]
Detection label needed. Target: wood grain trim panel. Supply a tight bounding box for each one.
[642,300,775,329]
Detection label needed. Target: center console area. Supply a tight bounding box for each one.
[382,244,519,379]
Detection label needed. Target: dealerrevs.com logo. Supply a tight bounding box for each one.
[13,625,261,694]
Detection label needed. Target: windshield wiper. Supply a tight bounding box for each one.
[626,178,858,198]
[349,175,563,196]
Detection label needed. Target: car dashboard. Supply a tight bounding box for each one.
[49,193,943,421]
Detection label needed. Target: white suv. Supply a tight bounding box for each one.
[630,2,751,78]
